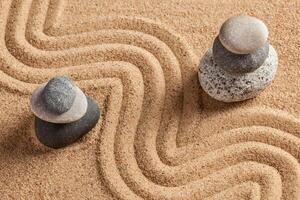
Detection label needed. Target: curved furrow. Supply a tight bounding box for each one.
[102,109,283,200]
[118,109,299,198]
[0,60,142,94]
[3,0,188,147]
[204,182,261,200]
[175,126,300,165]
[155,107,300,165]
[14,0,200,155]
[7,0,194,144]
[100,91,282,199]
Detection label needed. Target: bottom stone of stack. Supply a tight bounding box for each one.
[198,45,278,102]
[35,96,100,148]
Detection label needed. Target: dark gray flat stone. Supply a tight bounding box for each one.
[35,96,100,149]
[42,76,76,114]
[213,36,269,74]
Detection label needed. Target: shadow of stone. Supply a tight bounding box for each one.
[0,113,53,159]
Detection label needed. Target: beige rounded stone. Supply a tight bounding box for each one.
[219,15,268,54]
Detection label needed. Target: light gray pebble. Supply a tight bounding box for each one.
[219,15,268,54]
[198,45,277,102]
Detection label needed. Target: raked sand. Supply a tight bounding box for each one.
[0,0,299,199]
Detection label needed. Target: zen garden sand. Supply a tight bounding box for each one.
[0,0,299,199]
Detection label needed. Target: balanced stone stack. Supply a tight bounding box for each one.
[198,15,278,102]
[30,76,100,148]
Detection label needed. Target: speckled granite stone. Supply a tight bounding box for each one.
[213,36,269,74]
[198,45,277,102]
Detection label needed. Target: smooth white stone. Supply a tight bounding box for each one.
[219,15,269,54]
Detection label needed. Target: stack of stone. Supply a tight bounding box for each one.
[198,15,278,102]
[30,76,100,148]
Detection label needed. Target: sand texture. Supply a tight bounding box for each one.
[0,0,299,199]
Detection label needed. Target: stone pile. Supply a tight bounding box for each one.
[30,76,100,148]
[198,15,278,102]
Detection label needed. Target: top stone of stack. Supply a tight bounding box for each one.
[30,76,88,124]
[219,15,269,54]
[42,76,76,114]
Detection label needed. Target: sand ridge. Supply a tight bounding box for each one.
[0,0,300,199]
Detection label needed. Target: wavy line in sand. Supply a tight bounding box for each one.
[204,182,261,200]
[0,0,300,199]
